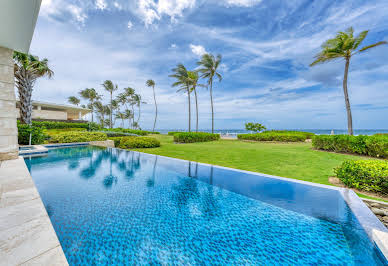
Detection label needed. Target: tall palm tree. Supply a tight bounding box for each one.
[146,79,158,132]
[310,27,387,135]
[170,63,192,132]
[197,53,222,133]
[79,88,100,123]
[115,111,126,128]
[133,94,146,127]
[13,51,54,125]
[102,80,118,129]
[67,96,80,106]
[187,71,203,132]
[124,87,136,128]
[94,101,109,128]
[123,109,133,129]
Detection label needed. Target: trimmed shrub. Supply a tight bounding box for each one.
[50,132,107,143]
[238,132,307,142]
[174,132,220,143]
[312,135,388,158]
[18,124,46,145]
[168,131,185,136]
[103,128,159,136]
[99,131,138,137]
[118,137,160,149]
[27,120,89,129]
[263,130,315,139]
[335,160,388,195]
[109,137,124,147]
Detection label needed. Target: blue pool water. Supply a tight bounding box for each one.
[25,146,385,265]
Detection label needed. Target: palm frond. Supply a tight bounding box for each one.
[358,41,387,52]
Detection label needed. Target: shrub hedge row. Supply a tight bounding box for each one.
[335,160,388,195]
[50,132,107,143]
[111,136,160,149]
[168,131,185,136]
[17,124,46,145]
[238,132,307,142]
[25,120,100,130]
[103,128,159,136]
[263,130,315,139]
[173,132,220,143]
[312,135,388,158]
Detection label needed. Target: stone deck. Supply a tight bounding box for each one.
[0,157,68,265]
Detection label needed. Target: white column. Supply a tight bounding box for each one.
[78,111,82,120]
[0,46,18,160]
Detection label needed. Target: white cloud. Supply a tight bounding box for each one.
[170,43,177,49]
[95,0,107,10]
[190,44,207,57]
[223,0,262,7]
[67,5,88,25]
[137,0,195,26]
[127,21,133,29]
[113,2,122,10]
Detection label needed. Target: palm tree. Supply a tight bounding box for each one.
[115,112,126,128]
[123,109,133,129]
[170,63,192,132]
[187,71,202,132]
[197,53,222,133]
[310,27,387,135]
[13,51,54,125]
[102,80,118,129]
[94,101,109,128]
[133,94,146,127]
[124,87,136,128]
[79,88,100,123]
[67,96,80,106]
[146,79,158,132]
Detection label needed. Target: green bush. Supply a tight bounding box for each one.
[27,120,90,129]
[168,131,185,136]
[50,132,107,143]
[335,160,388,195]
[238,132,307,142]
[99,131,138,137]
[174,132,220,143]
[118,136,160,149]
[108,137,124,147]
[312,135,388,158]
[263,130,315,139]
[103,128,159,136]
[17,124,46,145]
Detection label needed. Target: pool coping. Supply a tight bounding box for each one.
[121,147,388,261]
[0,157,68,265]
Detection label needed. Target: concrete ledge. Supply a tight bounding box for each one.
[0,157,68,265]
[89,140,114,148]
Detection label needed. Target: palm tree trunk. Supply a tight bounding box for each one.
[188,89,191,132]
[194,88,198,132]
[131,105,135,129]
[343,57,353,135]
[152,85,157,132]
[110,92,113,129]
[209,79,214,134]
[137,105,141,125]
[91,100,94,123]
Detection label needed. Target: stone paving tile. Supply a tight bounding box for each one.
[0,187,40,208]
[0,217,61,265]
[0,198,46,231]
[21,246,69,266]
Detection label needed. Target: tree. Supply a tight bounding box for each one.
[115,111,126,128]
[13,51,54,125]
[94,101,109,128]
[310,27,387,135]
[170,63,192,132]
[197,53,222,133]
[102,80,118,129]
[67,96,80,106]
[187,71,203,132]
[79,88,101,123]
[133,94,146,128]
[245,122,266,133]
[123,109,133,129]
[124,87,136,128]
[146,79,158,132]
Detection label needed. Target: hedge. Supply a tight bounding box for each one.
[168,131,185,136]
[117,136,160,149]
[263,130,315,139]
[103,128,159,136]
[18,124,46,145]
[335,160,388,195]
[238,132,307,142]
[312,135,388,158]
[174,132,220,143]
[50,132,107,143]
[99,131,138,138]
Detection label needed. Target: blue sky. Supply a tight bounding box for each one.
[30,0,388,130]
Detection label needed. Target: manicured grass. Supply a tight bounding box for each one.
[132,134,386,201]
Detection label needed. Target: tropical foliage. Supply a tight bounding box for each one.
[116,136,161,149]
[146,79,158,132]
[245,122,266,133]
[335,160,388,195]
[173,132,220,143]
[13,51,54,125]
[67,96,80,106]
[310,27,387,135]
[238,132,308,142]
[50,132,107,143]
[17,123,46,145]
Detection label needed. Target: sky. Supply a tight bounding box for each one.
[29,0,388,130]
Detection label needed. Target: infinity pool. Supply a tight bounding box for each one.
[25,146,386,265]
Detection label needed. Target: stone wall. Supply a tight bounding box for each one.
[0,46,18,160]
